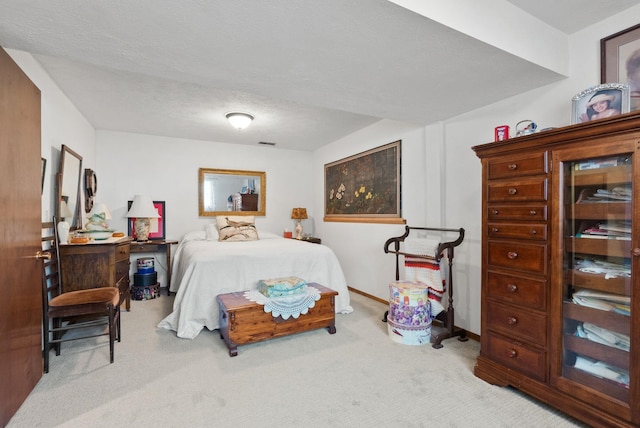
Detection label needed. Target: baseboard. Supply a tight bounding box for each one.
[347,286,386,304]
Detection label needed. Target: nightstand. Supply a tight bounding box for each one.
[301,237,321,244]
[129,239,178,295]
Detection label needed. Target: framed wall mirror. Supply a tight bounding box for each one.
[198,168,266,217]
[57,145,83,229]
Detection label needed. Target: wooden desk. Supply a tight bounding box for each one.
[129,240,178,295]
[59,236,133,310]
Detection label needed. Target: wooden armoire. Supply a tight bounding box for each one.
[473,112,640,427]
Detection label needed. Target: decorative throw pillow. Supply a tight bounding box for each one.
[216,216,259,241]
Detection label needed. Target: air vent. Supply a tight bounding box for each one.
[258,141,276,146]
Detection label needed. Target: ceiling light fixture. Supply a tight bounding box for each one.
[225,112,254,130]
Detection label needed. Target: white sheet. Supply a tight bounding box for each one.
[158,231,353,339]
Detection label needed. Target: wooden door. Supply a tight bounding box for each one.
[0,48,43,426]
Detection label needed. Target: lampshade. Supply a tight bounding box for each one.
[60,200,72,218]
[291,207,308,220]
[89,202,112,220]
[127,195,160,218]
[225,112,254,130]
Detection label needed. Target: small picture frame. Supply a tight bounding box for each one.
[127,200,165,240]
[601,23,640,111]
[571,83,630,124]
[494,125,509,141]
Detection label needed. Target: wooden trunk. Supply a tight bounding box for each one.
[217,283,337,356]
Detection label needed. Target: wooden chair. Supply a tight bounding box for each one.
[41,220,121,373]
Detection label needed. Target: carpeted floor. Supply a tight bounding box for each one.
[8,291,586,427]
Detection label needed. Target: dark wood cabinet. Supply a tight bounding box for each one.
[59,237,133,310]
[473,112,640,428]
[240,193,258,211]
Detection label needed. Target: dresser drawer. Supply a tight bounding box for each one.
[487,151,547,180]
[485,332,546,381]
[115,242,130,262]
[488,241,547,274]
[487,271,547,310]
[487,177,548,202]
[486,301,546,346]
[488,204,547,222]
[488,223,547,241]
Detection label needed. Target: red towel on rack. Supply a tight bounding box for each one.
[404,239,445,318]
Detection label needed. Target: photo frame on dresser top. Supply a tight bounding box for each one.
[127,200,165,240]
[324,140,404,224]
[601,23,640,111]
[571,83,629,124]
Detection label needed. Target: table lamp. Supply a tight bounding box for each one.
[57,199,73,244]
[291,207,308,240]
[127,195,160,241]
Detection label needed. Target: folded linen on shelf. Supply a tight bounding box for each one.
[575,257,630,278]
[573,355,629,387]
[572,289,630,315]
[576,322,630,352]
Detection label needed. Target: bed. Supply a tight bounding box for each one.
[158,229,353,339]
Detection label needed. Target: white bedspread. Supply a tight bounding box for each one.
[158,231,353,339]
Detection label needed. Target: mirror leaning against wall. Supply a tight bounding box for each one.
[57,144,83,229]
[198,168,266,216]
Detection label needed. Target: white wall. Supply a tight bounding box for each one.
[316,5,640,336]
[313,120,430,293]
[96,131,314,239]
[6,49,96,222]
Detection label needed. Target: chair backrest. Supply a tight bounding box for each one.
[41,220,62,309]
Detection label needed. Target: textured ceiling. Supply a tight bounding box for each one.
[0,0,639,150]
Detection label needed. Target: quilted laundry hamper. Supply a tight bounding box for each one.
[387,281,431,346]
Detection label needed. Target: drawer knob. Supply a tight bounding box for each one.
[507,349,517,358]
[530,229,537,235]
[507,316,517,325]
[491,227,499,233]
[491,209,499,215]
[508,188,517,195]
[508,164,517,170]
[507,284,518,293]
[507,251,518,260]
[529,210,537,216]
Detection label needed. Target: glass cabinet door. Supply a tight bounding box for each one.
[556,148,633,406]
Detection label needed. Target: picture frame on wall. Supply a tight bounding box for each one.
[571,83,630,124]
[601,23,640,111]
[324,140,403,224]
[127,200,165,240]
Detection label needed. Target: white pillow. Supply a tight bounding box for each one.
[182,230,206,242]
[205,223,218,241]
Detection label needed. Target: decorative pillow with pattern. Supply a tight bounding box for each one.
[216,216,259,241]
